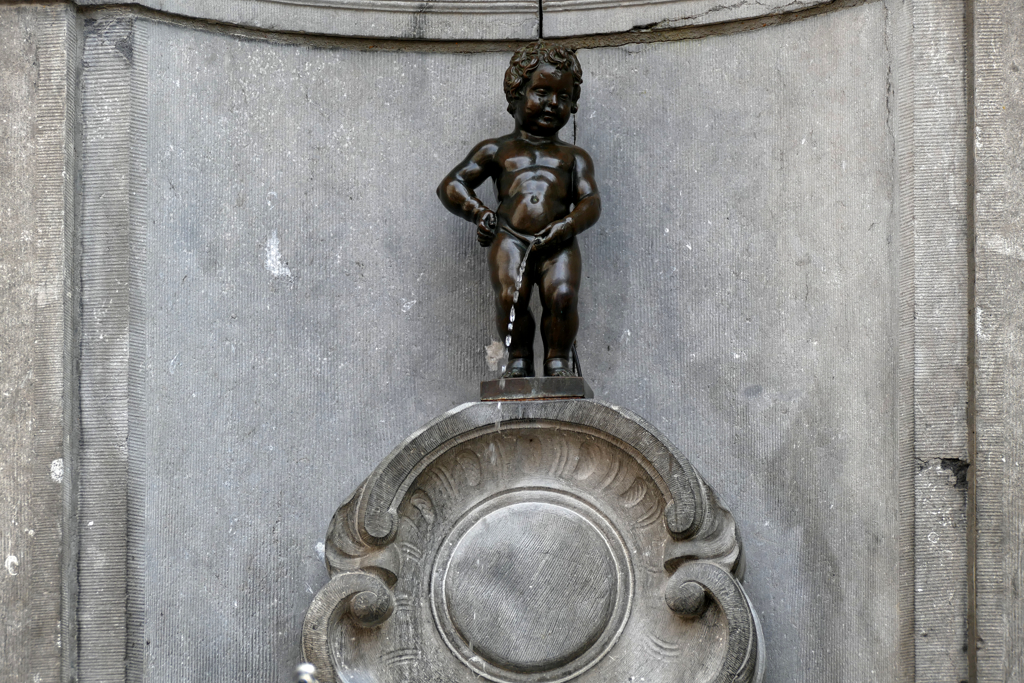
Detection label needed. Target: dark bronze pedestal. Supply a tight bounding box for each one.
[480,376,594,401]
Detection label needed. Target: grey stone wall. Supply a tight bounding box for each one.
[999,3,1024,675]
[0,5,76,683]
[0,8,44,678]
[974,0,1024,679]
[1,0,1022,681]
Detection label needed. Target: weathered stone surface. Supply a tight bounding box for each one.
[996,2,1024,676]
[131,28,515,682]
[0,10,40,679]
[541,0,831,39]
[74,0,539,40]
[573,5,898,679]
[77,15,150,683]
[898,1,971,679]
[0,5,76,683]
[973,0,1024,680]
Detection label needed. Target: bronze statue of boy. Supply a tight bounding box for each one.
[438,42,601,378]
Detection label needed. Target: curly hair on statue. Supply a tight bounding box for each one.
[503,41,583,115]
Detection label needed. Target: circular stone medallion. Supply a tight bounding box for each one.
[431,490,632,683]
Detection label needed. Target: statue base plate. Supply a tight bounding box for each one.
[480,376,594,401]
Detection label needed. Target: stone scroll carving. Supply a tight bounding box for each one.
[303,400,764,683]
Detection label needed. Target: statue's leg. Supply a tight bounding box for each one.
[538,239,581,377]
[489,232,535,377]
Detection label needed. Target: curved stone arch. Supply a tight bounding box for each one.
[350,399,711,546]
[75,0,540,40]
[73,0,835,40]
[541,0,835,38]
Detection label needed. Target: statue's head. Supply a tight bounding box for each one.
[504,41,583,117]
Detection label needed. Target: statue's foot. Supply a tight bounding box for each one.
[544,358,576,378]
[502,358,534,378]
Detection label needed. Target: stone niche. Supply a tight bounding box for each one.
[118,6,900,678]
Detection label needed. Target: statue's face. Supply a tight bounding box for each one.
[516,64,574,136]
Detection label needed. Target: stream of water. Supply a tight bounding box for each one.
[499,238,540,385]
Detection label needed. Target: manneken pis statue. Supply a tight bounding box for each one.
[437,42,601,378]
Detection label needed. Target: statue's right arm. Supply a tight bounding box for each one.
[436,140,499,223]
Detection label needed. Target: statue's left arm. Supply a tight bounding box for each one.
[569,147,601,235]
